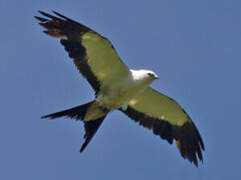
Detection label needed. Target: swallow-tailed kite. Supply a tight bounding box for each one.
[35,11,204,166]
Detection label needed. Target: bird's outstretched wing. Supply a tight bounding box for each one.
[120,87,205,166]
[35,11,129,94]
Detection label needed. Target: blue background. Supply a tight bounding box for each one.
[1,0,241,179]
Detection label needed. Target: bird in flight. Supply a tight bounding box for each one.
[35,11,204,166]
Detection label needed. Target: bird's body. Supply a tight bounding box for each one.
[96,69,157,111]
[35,11,205,166]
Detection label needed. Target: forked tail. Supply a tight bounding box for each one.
[41,101,108,152]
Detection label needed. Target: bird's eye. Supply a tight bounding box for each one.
[147,73,154,77]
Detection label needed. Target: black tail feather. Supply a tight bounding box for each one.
[42,101,108,152]
[41,101,93,120]
[80,115,107,152]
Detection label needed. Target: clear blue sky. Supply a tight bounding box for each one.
[1,0,241,179]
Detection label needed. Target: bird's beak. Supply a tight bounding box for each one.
[154,76,159,80]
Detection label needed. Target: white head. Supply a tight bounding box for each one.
[130,69,159,82]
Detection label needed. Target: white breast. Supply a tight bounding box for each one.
[95,69,153,110]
